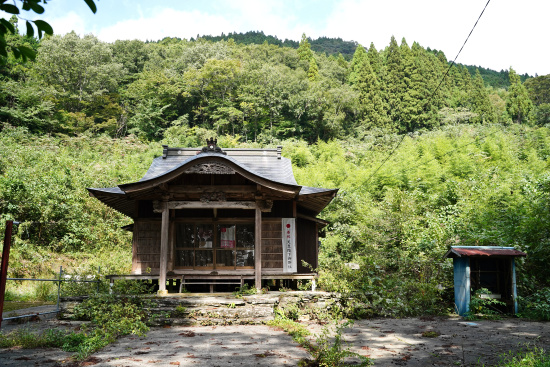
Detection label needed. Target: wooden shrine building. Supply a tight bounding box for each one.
[88,140,338,294]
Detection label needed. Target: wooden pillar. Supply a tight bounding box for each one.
[168,209,175,272]
[255,207,262,290]
[158,201,169,295]
[315,223,319,270]
[132,201,140,274]
[512,258,518,314]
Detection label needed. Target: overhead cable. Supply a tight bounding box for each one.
[365,0,492,183]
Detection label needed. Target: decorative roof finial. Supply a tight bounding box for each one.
[200,138,226,155]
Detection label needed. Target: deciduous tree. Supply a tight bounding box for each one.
[0,0,97,63]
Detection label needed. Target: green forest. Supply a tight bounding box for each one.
[2,20,550,317]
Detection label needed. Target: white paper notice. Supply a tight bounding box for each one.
[220,226,236,248]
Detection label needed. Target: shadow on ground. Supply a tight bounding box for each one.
[1,315,550,366]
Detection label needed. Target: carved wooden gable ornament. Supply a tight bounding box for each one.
[184,162,235,175]
[184,139,234,175]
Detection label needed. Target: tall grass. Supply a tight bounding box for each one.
[4,280,56,302]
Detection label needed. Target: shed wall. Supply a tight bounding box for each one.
[453,257,470,316]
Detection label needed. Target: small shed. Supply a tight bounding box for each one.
[443,246,526,316]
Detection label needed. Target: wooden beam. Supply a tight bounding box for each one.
[167,185,256,194]
[297,213,330,226]
[255,207,262,289]
[153,200,257,212]
[158,202,169,295]
[107,273,317,281]
[260,274,317,280]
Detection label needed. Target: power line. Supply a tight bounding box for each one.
[365,0,492,183]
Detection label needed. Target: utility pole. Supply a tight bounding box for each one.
[0,220,18,328]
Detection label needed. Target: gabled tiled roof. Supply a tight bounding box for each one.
[88,145,337,219]
[139,152,298,186]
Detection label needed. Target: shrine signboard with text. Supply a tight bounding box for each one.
[282,218,297,273]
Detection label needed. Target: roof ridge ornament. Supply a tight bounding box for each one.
[199,138,226,155]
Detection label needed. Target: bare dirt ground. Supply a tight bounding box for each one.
[340,317,550,366]
[1,314,549,366]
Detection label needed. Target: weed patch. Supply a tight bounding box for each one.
[268,305,371,366]
[421,330,440,338]
[302,320,371,367]
[233,283,257,298]
[519,288,550,321]
[493,345,550,366]
[267,318,311,347]
[0,280,155,361]
[465,288,506,320]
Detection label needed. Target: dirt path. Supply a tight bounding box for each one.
[344,317,550,366]
[1,316,549,366]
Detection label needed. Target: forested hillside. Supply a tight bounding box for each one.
[0,26,545,143]
[199,31,359,60]
[1,24,550,316]
[199,31,530,87]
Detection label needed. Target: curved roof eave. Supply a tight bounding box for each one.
[299,186,339,197]
[87,187,135,218]
[118,153,302,195]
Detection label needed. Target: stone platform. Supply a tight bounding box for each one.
[60,291,339,326]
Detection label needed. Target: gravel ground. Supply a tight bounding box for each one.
[1,314,549,366]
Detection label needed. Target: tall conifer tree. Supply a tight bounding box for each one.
[367,42,387,111]
[450,66,473,109]
[348,45,389,129]
[297,33,319,83]
[359,60,390,129]
[384,36,403,131]
[308,57,319,82]
[336,53,348,72]
[297,33,314,62]
[471,69,497,123]
[423,49,446,116]
[367,43,382,77]
[398,38,417,131]
[348,44,368,85]
[506,67,534,124]
[408,42,439,130]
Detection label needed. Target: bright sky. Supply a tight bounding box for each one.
[6,0,550,76]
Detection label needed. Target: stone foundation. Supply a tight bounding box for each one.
[60,291,340,326]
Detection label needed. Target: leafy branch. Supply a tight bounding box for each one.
[0,0,97,62]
